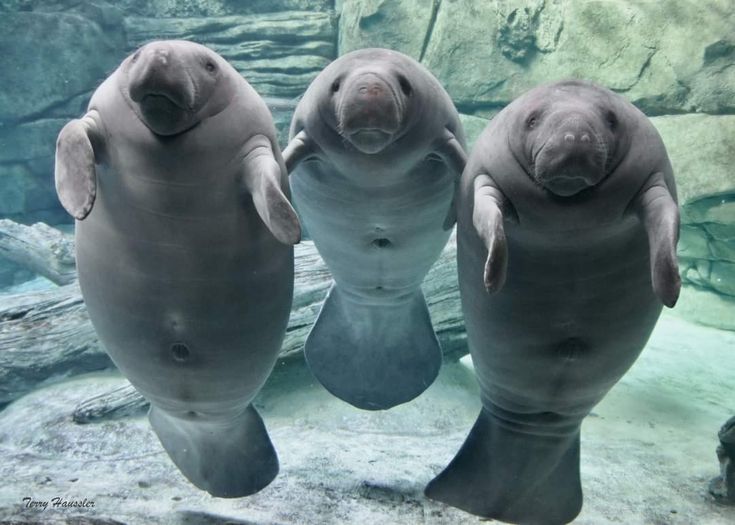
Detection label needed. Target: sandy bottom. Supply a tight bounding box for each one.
[0,313,733,524]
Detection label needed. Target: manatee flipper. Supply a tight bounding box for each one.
[149,404,278,498]
[425,407,583,524]
[241,134,301,245]
[54,110,102,220]
[305,284,441,410]
[283,130,322,173]
[472,174,509,293]
[632,171,681,307]
[434,128,467,230]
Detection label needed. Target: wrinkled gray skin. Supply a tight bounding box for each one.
[54,40,301,498]
[284,48,466,410]
[425,80,680,524]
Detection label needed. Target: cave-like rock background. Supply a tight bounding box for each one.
[1,0,733,328]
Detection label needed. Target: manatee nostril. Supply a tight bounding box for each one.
[170,342,190,362]
[580,133,591,143]
[564,132,575,143]
[372,238,391,248]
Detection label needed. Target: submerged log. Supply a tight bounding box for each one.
[0,221,464,407]
[72,383,150,424]
[0,219,76,285]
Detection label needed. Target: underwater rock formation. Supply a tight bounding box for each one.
[341,0,735,116]
[710,415,735,505]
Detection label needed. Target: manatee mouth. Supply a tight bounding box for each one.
[140,93,187,113]
[542,175,593,196]
[534,143,607,197]
[136,93,196,136]
[346,128,394,154]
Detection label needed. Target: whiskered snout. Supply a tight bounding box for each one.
[337,73,402,154]
[534,116,608,196]
[128,45,196,111]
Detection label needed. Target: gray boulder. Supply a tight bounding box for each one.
[339,0,735,117]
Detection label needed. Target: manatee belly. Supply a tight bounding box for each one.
[458,225,662,415]
[76,186,293,415]
[291,160,453,298]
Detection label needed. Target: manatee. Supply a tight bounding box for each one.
[425,80,681,523]
[283,48,467,410]
[54,40,301,498]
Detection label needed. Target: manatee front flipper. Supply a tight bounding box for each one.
[434,128,467,230]
[472,174,510,293]
[241,134,301,245]
[283,130,323,173]
[632,171,681,307]
[55,110,103,220]
[149,404,278,498]
[305,285,441,410]
[425,407,583,525]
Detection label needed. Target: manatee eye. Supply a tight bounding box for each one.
[205,60,217,73]
[526,114,538,129]
[397,75,412,96]
[606,110,618,130]
[131,50,140,63]
[331,79,341,93]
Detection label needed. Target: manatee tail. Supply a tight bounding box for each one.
[304,284,442,410]
[425,406,583,525]
[149,404,278,498]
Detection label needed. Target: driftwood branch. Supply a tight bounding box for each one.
[0,219,76,285]
[0,220,464,408]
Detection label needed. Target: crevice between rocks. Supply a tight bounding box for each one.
[419,0,441,63]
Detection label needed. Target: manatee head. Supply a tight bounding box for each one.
[122,40,232,136]
[510,80,630,197]
[319,51,417,154]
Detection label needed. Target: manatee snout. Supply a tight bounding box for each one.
[337,72,404,154]
[128,44,196,111]
[534,113,608,196]
[126,42,220,136]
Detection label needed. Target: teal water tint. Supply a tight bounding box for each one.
[0,0,733,523]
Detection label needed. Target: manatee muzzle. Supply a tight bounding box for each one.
[338,73,402,154]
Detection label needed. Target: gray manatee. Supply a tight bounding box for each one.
[54,40,301,498]
[425,80,681,524]
[283,48,467,410]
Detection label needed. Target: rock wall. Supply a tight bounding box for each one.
[0,0,338,225]
[1,0,733,327]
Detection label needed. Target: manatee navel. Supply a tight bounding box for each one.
[372,237,391,248]
[170,342,190,362]
[555,337,588,361]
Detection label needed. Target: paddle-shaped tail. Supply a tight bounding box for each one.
[425,406,583,524]
[149,404,278,498]
[305,284,442,410]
